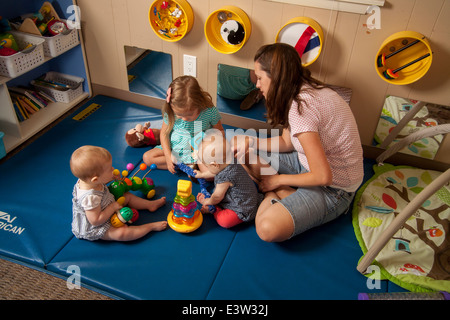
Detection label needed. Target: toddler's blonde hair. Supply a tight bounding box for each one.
[70,145,112,181]
[163,75,214,134]
[198,131,232,165]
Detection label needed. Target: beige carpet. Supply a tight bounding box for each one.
[0,258,113,300]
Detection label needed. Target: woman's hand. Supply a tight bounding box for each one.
[259,174,282,193]
[232,135,255,163]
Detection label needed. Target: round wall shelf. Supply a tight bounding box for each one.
[205,6,251,54]
[276,17,323,67]
[375,31,432,85]
[149,0,194,42]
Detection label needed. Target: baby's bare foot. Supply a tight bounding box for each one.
[200,205,211,214]
[151,221,168,231]
[148,197,166,211]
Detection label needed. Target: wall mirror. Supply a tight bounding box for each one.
[373,95,450,160]
[125,46,172,99]
[215,63,266,122]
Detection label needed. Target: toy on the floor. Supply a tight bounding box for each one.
[175,162,215,213]
[125,122,160,148]
[110,207,139,228]
[167,179,203,233]
[109,163,157,203]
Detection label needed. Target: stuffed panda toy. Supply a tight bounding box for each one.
[220,20,245,45]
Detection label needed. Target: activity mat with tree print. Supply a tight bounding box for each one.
[352,163,450,292]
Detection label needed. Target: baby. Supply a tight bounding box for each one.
[194,132,263,228]
[70,145,167,241]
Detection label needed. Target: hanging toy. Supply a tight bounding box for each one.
[376,38,422,67]
[382,53,431,80]
[220,19,245,45]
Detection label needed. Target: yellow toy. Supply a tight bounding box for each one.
[167,180,203,233]
[110,207,139,228]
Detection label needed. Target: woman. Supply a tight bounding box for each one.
[233,43,364,242]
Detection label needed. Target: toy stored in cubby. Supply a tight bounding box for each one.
[18,1,79,57]
[0,31,45,77]
[149,0,194,42]
[375,31,432,85]
[31,72,84,103]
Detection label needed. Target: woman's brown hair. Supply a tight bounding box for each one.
[162,75,214,134]
[254,43,325,128]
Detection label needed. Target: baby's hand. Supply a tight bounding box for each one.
[193,169,202,178]
[111,201,123,212]
[196,193,206,204]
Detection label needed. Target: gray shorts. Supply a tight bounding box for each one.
[263,151,355,238]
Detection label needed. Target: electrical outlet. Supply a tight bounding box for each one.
[183,54,197,77]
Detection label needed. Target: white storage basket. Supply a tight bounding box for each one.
[41,21,80,57]
[0,31,45,78]
[32,71,84,103]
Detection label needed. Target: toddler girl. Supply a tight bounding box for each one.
[194,132,263,228]
[70,145,167,241]
[143,75,224,174]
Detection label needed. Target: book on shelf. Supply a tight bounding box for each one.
[12,99,27,122]
[8,86,55,122]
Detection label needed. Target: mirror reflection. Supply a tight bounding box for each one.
[373,95,450,159]
[125,46,172,99]
[216,64,266,122]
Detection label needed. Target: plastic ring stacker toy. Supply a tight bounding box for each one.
[167,209,203,233]
[204,6,251,54]
[167,179,203,233]
[375,31,432,85]
[276,17,323,67]
[149,0,194,42]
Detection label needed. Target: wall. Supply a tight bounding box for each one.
[76,0,450,164]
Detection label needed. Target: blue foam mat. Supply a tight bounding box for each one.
[0,95,401,299]
[0,96,156,267]
[207,158,390,300]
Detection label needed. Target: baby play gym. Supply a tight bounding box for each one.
[0,0,449,305]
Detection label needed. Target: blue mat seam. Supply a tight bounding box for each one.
[205,231,239,300]
[44,235,75,268]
